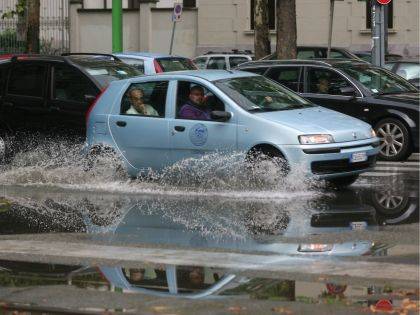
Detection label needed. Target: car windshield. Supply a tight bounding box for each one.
[157,58,196,72]
[71,59,142,88]
[214,75,313,112]
[337,64,418,95]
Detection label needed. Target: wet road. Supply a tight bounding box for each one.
[0,150,418,314]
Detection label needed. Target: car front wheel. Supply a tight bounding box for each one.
[375,118,411,161]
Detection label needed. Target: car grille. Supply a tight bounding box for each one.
[311,156,376,175]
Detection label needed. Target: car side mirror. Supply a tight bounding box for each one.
[84,94,97,105]
[340,86,357,98]
[211,111,232,122]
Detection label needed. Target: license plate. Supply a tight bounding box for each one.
[350,221,368,230]
[350,152,368,163]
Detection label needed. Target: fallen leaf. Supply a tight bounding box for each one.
[272,306,293,314]
[228,306,246,313]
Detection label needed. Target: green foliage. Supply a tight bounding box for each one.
[1,0,26,19]
[0,29,25,53]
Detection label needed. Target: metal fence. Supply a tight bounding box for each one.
[0,0,69,55]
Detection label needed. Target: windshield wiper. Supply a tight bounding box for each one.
[248,107,280,113]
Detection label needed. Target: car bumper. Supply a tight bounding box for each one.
[280,138,380,179]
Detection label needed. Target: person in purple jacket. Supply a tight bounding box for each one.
[178,85,212,120]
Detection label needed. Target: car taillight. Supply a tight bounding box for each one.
[86,87,107,125]
[153,59,163,73]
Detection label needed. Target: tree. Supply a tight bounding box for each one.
[26,0,40,53]
[254,0,271,60]
[275,0,297,59]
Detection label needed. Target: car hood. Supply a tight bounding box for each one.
[255,107,373,143]
[373,92,420,106]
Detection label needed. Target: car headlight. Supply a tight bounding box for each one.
[298,134,334,144]
[298,244,333,252]
[371,128,377,138]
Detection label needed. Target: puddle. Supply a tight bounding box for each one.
[0,260,418,315]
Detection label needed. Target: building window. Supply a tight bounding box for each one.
[250,0,276,30]
[127,0,140,9]
[183,0,196,7]
[366,0,393,29]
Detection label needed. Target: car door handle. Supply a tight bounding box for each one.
[174,126,185,132]
[3,102,13,107]
[116,121,127,127]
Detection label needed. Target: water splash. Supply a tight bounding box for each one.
[0,139,323,200]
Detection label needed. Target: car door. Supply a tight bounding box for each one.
[108,80,171,171]
[3,61,49,132]
[169,80,237,163]
[265,66,303,92]
[301,66,367,121]
[49,63,99,132]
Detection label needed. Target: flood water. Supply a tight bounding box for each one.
[0,142,418,314]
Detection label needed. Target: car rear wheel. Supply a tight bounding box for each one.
[375,118,411,161]
[326,175,359,189]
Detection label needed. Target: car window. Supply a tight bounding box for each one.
[241,67,267,75]
[396,63,420,80]
[215,75,313,112]
[337,64,418,94]
[307,68,352,95]
[297,49,317,59]
[7,63,46,97]
[123,267,169,292]
[176,80,225,120]
[266,67,301,92]
[119,58,145,74]
[156,58,196,72]
[193,57,207,69]
[329,50,346,59]
[121,81,168,117]
[0,66,7,96]
[383,63,395,71]
[53,65,97,102]
[229,57,250,68]
[207,57,227,70]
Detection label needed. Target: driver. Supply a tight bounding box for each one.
[317,77,330,94]
[178,86,212,120]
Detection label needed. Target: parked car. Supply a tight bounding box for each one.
[85,70,379,186]
[353,51,403,63]
[236,59,419,161]
[193,52,253,70]
[384,60,420,89]
[112,52,197,74]
[261,46,361,61]
[0,54,142,161]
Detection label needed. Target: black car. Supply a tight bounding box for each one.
[237,59,419,161]
[0,54,142,160]
[261,46,361,61]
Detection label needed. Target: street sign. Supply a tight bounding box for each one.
[172,3,183,22]
[376,0,391,5]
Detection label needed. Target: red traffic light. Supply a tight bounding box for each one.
[376,0,391,4]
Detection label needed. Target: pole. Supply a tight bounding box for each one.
[112,0,123,53]
[327,0,335,58]
[371,1,385,67]
[169,21,176,55]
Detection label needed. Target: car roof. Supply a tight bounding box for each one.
[140,70,258,81]
[195,54,252,58]
[114,52,185,59]
[238,58,368,68]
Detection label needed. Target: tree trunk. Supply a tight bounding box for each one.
[26,0,40,53]
[254,0,271,60]
[276,0,297,59]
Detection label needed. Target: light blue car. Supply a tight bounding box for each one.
[85,70,379,187]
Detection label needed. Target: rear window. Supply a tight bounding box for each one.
[156,58,196,72]
[72,59,142,88]
[7,63,46,97]
[119,57,145,74]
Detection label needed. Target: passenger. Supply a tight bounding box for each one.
[178,86,212,120]
[126,88,159,116]
[317,78,330,94]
